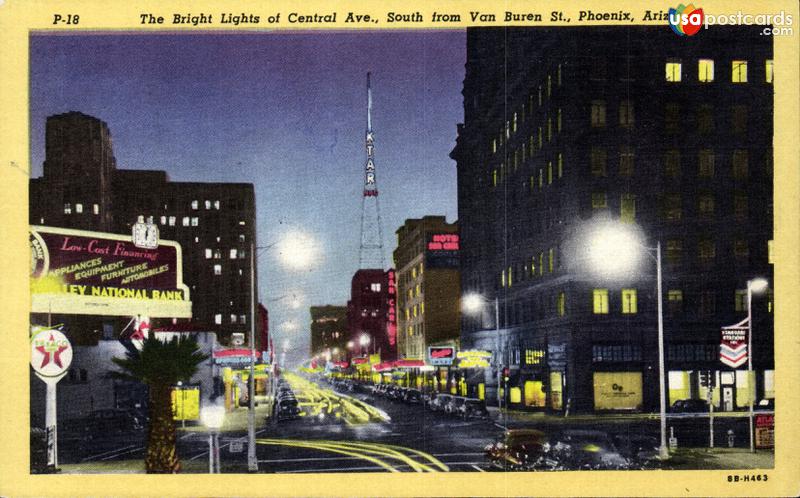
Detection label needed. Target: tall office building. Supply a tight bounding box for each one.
[452,27,774,413]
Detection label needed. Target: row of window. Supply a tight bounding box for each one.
[492,152,565,189]
[590,148,754,180]
[665,59,773,84]
[592,344,643,363]
[204,248,247,260]
[402,302,426,321]
[213,313,247,325]
[590,100,634,128]
[501,248,557,288]
[63,203,100,215]
[491,64,563,155]
[191,200,221,210]
[658,192,751,221]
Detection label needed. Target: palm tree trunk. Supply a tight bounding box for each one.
[145,383,181,473]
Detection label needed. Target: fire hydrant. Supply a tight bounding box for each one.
[727,429,735,448]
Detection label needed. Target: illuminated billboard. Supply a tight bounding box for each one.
[425,233,459,269]
[30,225,191,318]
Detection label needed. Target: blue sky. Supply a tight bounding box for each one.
[30,31,466,363]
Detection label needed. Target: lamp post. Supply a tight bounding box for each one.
[462,293,501,408]
[201,405,225,474]
[585,222,668,460]
[747,277,769,453]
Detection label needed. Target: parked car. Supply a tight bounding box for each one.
[82,409,144,440]
[548,430,630,470]
[756,398,775,411]
[484,429,550,471]
[460,398,490,419]
[670,399,709,413]
[445,396,467,415]
[403,389,422,404]
[430,394,454,412]
[274,397,300,421]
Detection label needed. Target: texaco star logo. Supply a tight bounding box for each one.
[30,327,72,379]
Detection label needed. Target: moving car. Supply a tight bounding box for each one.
[548,430,630,470]
[484,429,550,471]
[429,393,453,412]
[670,399,709,413]
[403,389,422,404]
[274,397,300,421]
[445,396,466,415]
[460,398,490,419]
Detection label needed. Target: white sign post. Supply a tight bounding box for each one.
[30,327,72,469]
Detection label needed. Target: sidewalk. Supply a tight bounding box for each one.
[666,447,774,470]
[487,406,763,425]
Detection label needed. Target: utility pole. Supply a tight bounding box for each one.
[247,243,258,472]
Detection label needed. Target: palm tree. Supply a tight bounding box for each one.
[111,335,209,473]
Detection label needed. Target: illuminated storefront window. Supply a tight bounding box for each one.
[665,61,682,82]
[593,372,643,410]
[621,289,637,314]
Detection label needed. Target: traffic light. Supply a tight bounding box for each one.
[699,370,709,387]
[502,367,510,382]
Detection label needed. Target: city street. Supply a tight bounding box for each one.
[57,374,773,473]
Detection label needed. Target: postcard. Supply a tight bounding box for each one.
[0,0,798,496]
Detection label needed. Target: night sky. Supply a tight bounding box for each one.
[29,31,466,364]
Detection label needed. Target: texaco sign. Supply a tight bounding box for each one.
[30,327,73,381]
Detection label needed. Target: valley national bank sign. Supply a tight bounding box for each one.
[30,224,191,318]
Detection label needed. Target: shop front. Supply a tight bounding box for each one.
[592,371,644,411]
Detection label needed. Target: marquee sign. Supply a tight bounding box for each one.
[30,226,191,318]
[720,318,748,368]
[428,346,455,366]
[386,269,397,346]
[456,350,491,369]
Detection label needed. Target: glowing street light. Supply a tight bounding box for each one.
[275,230,321,271]
[359,334,371,347]
[747,277,769,453]
[585,221,668,460]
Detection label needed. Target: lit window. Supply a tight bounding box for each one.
[619,147,634,177]
[766,59,773,83]
[191,200,198,210]
[75,203,83,214]
[735,290,748,312]
[239,234,246,242]
[230,314,237,324]
[667,290,683,313]
[160,216,167,225]
[732,60,748,83]
[205,249,212,259]
[168,216,176,226]
[619,101,634,127]
[415,284,420,296]
[538,169,543,189]
[501,270,506,287]
[492,169,497,187]
[213,250,221,259]
[512,112,517,133]
[732,150,749,179]
[621,289,638,314]
[240,315,246,324]
[405,309,410,320]
[420,302,425,314]
[191,217,199,226]
[665,150,681,178]
[547,162,553,184]
[666,61,682,82]
[408,289,413,299]
[412,267,417,279]
[214,200,220,210]
[413,305,418,318]
[205,200,212,209]
[698,59,714,82]
[93,204,99,215]
[64,203,72,214]
[620,194,636,223]
[591,100,606,127]
[492,139,497,154]
[593,289,609,314]
[592,192,607,209]
[419,263,424,275]
[547,74,552,96]
[507,266,513,287]
[698,150,715,177]
[538,253,544,276]
[557,108,562,132]
[213,264,222,275]
[557,154,563,178]
[557,292,566,317]
[230,249,238,259]
[214,314,222,325]
[371,283,382,292]
[548,248,555,273]
[590,148,607,177]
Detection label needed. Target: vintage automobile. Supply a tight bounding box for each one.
[484,429,550,471]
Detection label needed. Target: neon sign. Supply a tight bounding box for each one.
[386,270,397,346]
[427,233,460,251]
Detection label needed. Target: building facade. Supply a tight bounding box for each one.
[346,269,397,361]
[393,216,461,360]
[452,27,774,413]
[310,305,348,360]
[29,112,259,347]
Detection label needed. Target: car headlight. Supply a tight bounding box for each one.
[542,442,551,453]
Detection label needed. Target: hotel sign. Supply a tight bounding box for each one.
[425,233,459,269]
[30,226,191,318]
[428,346,455,366]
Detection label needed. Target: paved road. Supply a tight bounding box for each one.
[57,376,771,473]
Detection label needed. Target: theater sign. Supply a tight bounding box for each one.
[30,225,191,318]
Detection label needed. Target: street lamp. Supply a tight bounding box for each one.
[747,277,768,453]
[200,405,225,474]
[359,333,371,354]
[584,221,668,460]
[461,293,501,410]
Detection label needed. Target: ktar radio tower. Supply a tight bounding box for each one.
[359,72,386,269]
